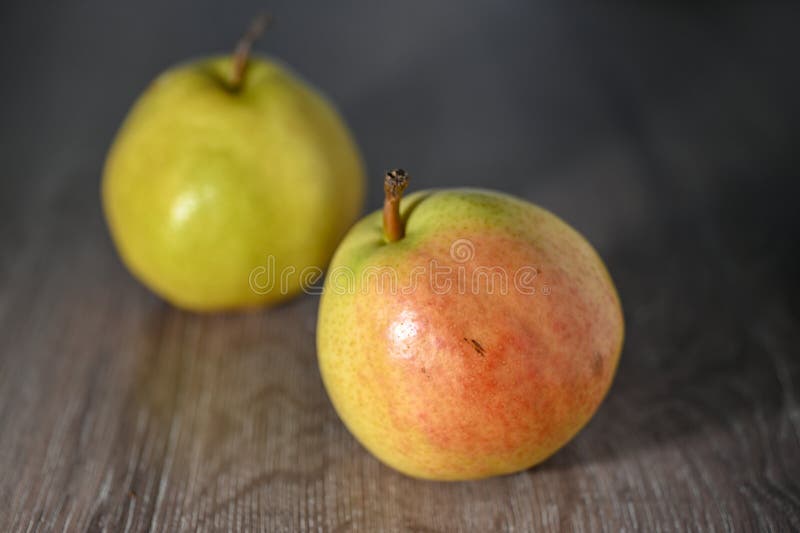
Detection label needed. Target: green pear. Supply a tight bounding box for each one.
[102,18,364,310]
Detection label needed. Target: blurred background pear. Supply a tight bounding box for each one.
[102,17,365,311]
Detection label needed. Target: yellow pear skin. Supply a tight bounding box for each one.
[103,56,364,311]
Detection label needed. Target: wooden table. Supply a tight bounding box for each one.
[2,2,798,531]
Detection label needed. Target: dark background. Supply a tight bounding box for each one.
[1,1,799,531]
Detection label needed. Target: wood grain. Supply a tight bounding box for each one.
[2,159,799,532]
[1,1,799,531]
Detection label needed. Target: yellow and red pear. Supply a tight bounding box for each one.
[317,170,624,480]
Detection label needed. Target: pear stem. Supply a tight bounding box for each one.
[229,13,272,91]
[383,169,409,242]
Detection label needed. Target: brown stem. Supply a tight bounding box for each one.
[229,13,272,90]
[383,169,409,242]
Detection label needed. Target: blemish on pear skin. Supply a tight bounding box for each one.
[463,337,486,357]
[592,351,604,376]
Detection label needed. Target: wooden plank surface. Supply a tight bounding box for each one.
[1,2,799,531]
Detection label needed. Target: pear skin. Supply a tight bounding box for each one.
[103,56,364,310]
[317,186,623,480]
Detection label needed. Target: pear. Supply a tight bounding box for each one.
[102,16,364,311]
[317,170,624,480]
